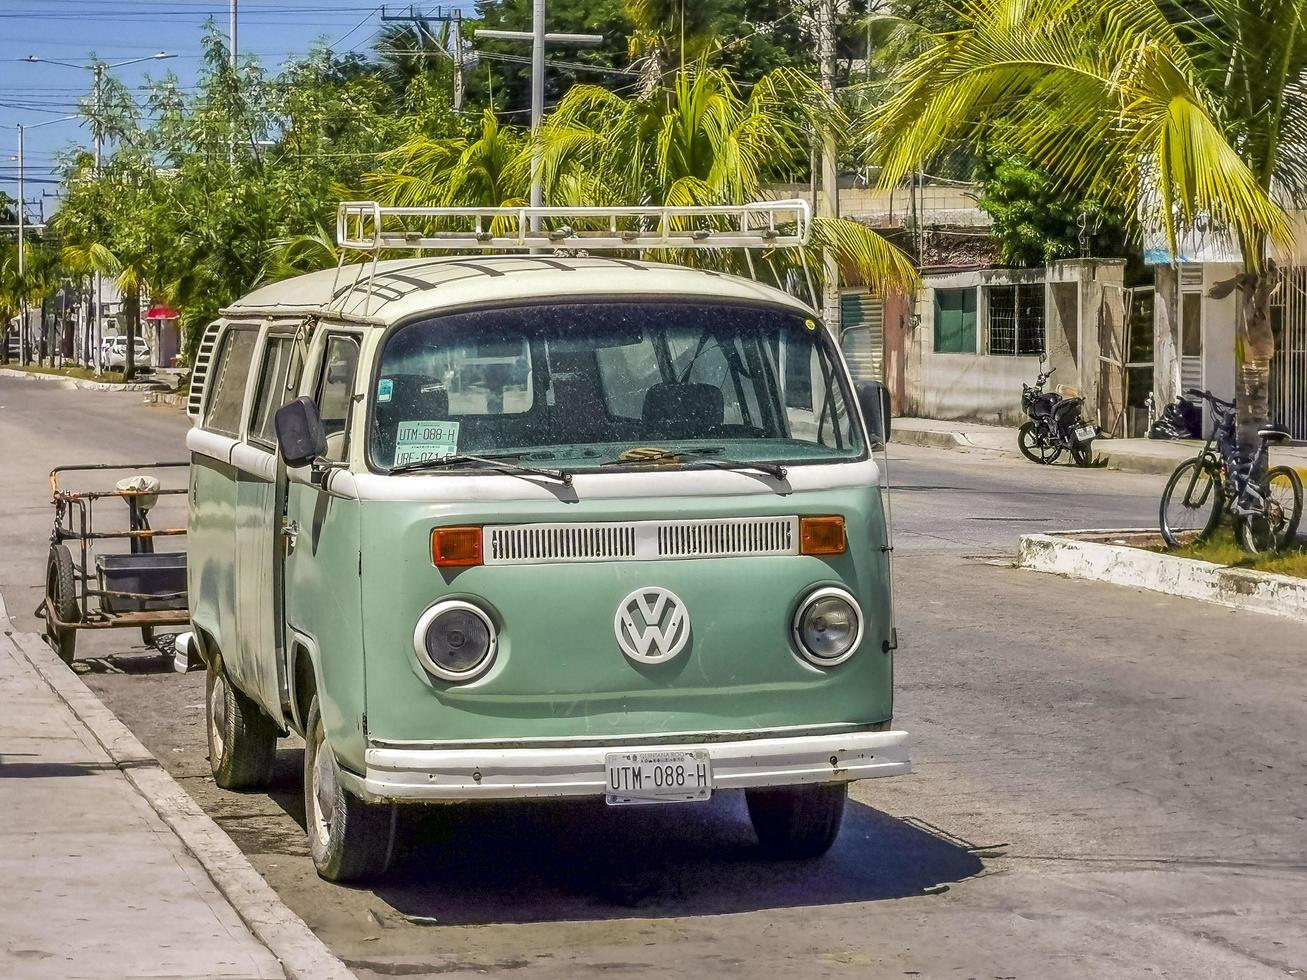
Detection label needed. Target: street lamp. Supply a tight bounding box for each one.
[23,52,176,372]
[11,114,78,366]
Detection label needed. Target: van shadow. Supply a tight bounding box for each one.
[264,752,983,925]
[380,796,982,924]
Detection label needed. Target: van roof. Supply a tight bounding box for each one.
[221,255,815,326]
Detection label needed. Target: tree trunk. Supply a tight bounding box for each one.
[1235,265,1277,478]
[124,285,139,382]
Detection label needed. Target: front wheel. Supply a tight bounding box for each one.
[746,782,847,859]
[1018,421,1061,465]
[1160,459,1223,549]
[206,659,277,790]
[304,695,396,883]
[1237,465,1303,554]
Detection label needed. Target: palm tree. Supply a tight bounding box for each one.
[360,61,915,296]
[363,109,526,207]
[529,62,917,293]
[867,0,1299,469]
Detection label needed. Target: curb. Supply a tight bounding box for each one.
[144,390,188,409]
[1017,530,1307,621]
[0,366,164,392]
[0,597,355,980]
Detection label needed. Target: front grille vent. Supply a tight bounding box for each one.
[483,516,799,565]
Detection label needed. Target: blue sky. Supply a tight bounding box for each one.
[0,1,435,213]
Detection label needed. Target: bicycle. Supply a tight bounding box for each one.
[1159,389,1303,553]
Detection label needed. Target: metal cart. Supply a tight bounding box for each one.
[40,461,189,665]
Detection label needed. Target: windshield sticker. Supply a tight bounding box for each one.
[377,378,394,403]
[394,420,460,466]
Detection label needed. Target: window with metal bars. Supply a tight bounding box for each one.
[986,284,1046,356]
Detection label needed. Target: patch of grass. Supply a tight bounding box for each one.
[1154,527,1307,579]
[3,363,130,384]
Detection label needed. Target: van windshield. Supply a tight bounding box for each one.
[369,302,864,472]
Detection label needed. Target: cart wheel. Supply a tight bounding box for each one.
[140,626,155,648]
[45,545,79,666]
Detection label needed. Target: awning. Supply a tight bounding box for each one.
[145,305,179,319]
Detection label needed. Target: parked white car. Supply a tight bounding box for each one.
[101,336,152,370]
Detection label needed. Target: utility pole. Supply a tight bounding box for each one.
[17,123,26,365]
[451,10,464,111]
[230,0,238,68]
[530,0,545,223]
[476,15,603,228]
[94,62,104,373]
[817,0,841,336]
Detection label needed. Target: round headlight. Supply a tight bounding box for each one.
[793,587,863,666]
[413,600,497,682]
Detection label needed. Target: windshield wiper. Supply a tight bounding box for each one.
[390,452,572,485]
[601,446,787,480]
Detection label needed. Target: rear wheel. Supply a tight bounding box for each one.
[746,782,847,859]
[45,545,79,665]
[1237,465,1303,554]
[206,658,277,790]
[304,695,396,883]
[1069,441,1094,467]
[1018,421,1061,464]
[1160,459,1223,549]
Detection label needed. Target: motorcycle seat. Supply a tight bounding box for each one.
[1259,427,1292,443]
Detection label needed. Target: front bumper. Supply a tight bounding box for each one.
[355,729,910,802]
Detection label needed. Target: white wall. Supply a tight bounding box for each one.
[917,352,1035,424]
[909,269,1082,425]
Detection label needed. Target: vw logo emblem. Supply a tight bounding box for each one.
[614,587,690,664]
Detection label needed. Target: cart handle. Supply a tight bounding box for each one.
[50,460,189,499]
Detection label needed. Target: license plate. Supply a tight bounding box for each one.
[1074,425,1096,443]
[604,749,712,805]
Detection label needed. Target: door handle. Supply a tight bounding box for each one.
[281,518,300,554]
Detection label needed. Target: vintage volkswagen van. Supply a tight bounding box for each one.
[182,204,910,882]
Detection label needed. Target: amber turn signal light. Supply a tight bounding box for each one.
[800,516,846,555]
[432,526,483,567]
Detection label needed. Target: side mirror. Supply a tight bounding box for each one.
[855,380,892,447]
[274,396,328,468]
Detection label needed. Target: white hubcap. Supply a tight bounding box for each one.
[310,730,337,848]
[208,673,227,761]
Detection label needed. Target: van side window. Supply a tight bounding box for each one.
[249,336,300,447]
[204,327,259,437]
[315,334,360,462]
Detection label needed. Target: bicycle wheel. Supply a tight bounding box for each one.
[1018,421,1061,465]
[1237,465,1303,554]
[1160,459,1223,548]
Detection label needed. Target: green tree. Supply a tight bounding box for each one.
[868,0,1295,470]
[975,148,1128,267]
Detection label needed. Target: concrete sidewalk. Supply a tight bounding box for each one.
[0,601,345,979]
[893,416,1307,477]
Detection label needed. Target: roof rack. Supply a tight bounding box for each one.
[335,199,812,252]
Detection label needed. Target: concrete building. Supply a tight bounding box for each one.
[891,259,1129,429]
[1147,220,1307,438]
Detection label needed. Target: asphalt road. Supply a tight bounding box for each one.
[2,375,1304,979]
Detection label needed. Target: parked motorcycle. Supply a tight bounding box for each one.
[1018,365,1098,466]
[1149,394,1203,440]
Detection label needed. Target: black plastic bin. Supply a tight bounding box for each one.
[96,552,188,613]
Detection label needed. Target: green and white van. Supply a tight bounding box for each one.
[180,202,910,882]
